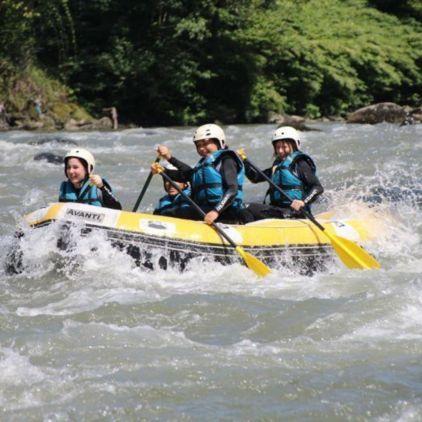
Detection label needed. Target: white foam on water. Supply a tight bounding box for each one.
[333,274,422,344]
[61,319,193,349]
[0,140,33,166]
[16,288,107,316]
[225,339,285,358]
[319,156,421,272]
[378,400,422,422]
[4,130,37,140]
[21,188,50,208]
[23,160,61,174]
[0,348,45,387]
[1,124,421,419]
[175,135,196,145]
[0,347,81,412]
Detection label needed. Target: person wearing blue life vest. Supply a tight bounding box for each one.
[151,124,252,224]
[238,126,323,220]
[153,165,191,216]
[59,148,122,210]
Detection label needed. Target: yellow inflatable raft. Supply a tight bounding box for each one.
[21,202,372,273]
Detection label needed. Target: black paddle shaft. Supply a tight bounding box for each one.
[132,157,160,212]
[244,158,325,231]
[159,171,238,248]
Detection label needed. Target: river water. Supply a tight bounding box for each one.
[0,123,421,420]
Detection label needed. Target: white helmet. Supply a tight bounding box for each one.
[272,126,300,150]
[193,123,226,149]
[64,148,95,173]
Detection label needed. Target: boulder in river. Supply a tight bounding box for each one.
[33,152,64,164]
[64,117,113,131]
[409,107,422,124]
[347,102,407,124]
[267,112,318,131]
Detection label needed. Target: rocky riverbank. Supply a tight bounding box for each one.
[0,96,420,133]
[0,65,117,132]
[0,105,115,132]
[269,102,421,131]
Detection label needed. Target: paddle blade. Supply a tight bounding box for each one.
[236,246,271,277]
[327,233,381,270]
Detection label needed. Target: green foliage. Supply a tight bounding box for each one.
[34,0,76,69]
[0,0,87,125]
[246,76,287,121]
[242,0,421,117]
[0,64,90,124]
[0,0,420,124]
[0,0,35,68]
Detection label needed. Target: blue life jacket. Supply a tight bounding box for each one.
[59,179,105,207]
[191,149,244,209]
[154,188,191,214]
[269,151,316,207]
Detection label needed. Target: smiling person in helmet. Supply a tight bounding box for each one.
[151,124,251,224]
[238,126,323,220]
[59,148,122,210]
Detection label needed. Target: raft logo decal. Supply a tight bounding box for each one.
[139,219,176,236]
[218,224,243,244]
[66,208,105,223]
[332,220,359,241]
[147,222,168,230]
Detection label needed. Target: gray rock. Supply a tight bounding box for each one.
[64,117,113,131]
[410,107,422,123]
[327,115,345,122]
[347,102,407,124]
[93,117,113,130]
[33,152,64,164]
[64,118,87,131]
[268,112,318,131]
[20,120,44,130]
